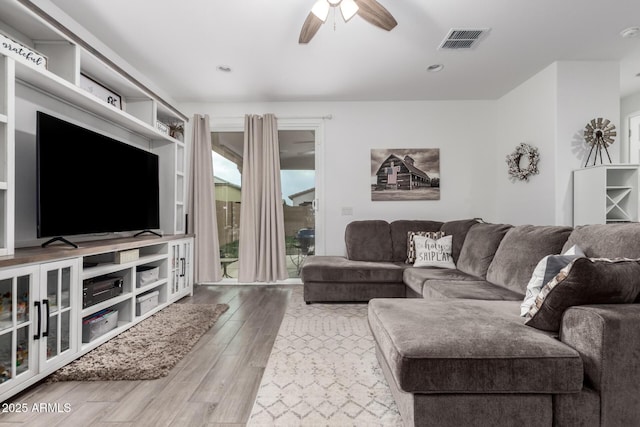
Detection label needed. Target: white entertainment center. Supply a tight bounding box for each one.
[0,0,194,402]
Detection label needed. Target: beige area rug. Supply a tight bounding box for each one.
[48,303,229,382]
[248,288,402,426]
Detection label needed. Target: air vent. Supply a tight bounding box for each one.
[438,28,490,50]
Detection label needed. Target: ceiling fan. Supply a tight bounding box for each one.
[299,0,398,44]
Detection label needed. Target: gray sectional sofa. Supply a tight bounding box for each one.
[300,219,640,427]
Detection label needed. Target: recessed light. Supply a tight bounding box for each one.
[216,65,232,72]
[620,26,640,38]
[427,64,444,73]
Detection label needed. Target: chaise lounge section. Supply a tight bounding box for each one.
[300,219,640,426]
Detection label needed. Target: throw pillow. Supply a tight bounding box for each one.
[520,245,585,316]
[413,235,456,269]
[524,257,640,332]
[406,231,445,264]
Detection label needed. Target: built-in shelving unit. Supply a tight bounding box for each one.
[0,234,193,402]
[0,0,195,403]
[0,55,15,256]
[1,0,190,252]
[573,164,639,225]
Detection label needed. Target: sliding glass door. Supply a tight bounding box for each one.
[211,126,319,281]
[280,130,316,278]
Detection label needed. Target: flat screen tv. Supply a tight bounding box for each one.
[37,111,160,243]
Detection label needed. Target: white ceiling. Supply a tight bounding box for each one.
[49,0,640,103]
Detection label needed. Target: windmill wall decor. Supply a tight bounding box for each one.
[583,118,616,167]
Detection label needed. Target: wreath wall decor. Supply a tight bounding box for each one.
[506,143,540,182]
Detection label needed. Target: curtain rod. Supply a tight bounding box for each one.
[211,114,333,120]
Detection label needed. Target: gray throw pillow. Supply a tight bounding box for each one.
[525,257,640,332]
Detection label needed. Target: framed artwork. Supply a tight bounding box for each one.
[80,73,122,109]
[371,148,440,201]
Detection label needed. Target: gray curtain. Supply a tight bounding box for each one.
[187,114,222,283]
[238,114,288,282]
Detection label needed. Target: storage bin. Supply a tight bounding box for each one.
[82,309,118,343]
[136,290,159,316]
[114,248,139,264]
[136,265,159,287]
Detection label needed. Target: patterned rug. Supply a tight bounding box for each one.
[48,303,229,381]
[248,288,402,426]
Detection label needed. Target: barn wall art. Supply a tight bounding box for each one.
[371,148,440,201]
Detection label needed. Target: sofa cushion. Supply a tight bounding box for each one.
[562,223,640,258]
[439,219,481,263]
[368,298,583,394]
[403,268,480,297]
[413,235,456,268]
[406,230,445,264]
[486,225,573,295]
[422,280,524,300]
[300,256,405,283]
[457,223,512,278]
[345,220,393,262]
[389,220,443,262]
[525,257,640,332]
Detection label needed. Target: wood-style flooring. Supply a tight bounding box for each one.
[0,284,294,427]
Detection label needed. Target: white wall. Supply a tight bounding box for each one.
[179,60,622,256]
[555,61,620,225]
[180,101,493,256]
[621,91,640,163]
[486,63,558,225]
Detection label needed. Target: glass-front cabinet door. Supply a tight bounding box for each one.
[39,259,78,372]
[181,240,192,293]
[0,265,39,395]
[170,242,181,298]
[169,239,193,300]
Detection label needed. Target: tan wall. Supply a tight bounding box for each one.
[215,184,241,203]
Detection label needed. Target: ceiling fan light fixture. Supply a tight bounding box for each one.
[340,0,359,21]
[311,0,330,22]
[620,26,640,38]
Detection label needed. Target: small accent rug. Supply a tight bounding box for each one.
[248,288,402,426]
[48,303,229,382]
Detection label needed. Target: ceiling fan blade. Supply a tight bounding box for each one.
[354,0,397,31]
[299,12,324,44]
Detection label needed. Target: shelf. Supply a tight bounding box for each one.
[574,165,639,225]
[82,253,167,280]
[81,263,131,280]
[80,321,129,352]
[81,292,131,317]
[134,303,165,321]
[15,62,180,144]
[134,278,167,295]
[0,182,7,190]
[0,114,7,124]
